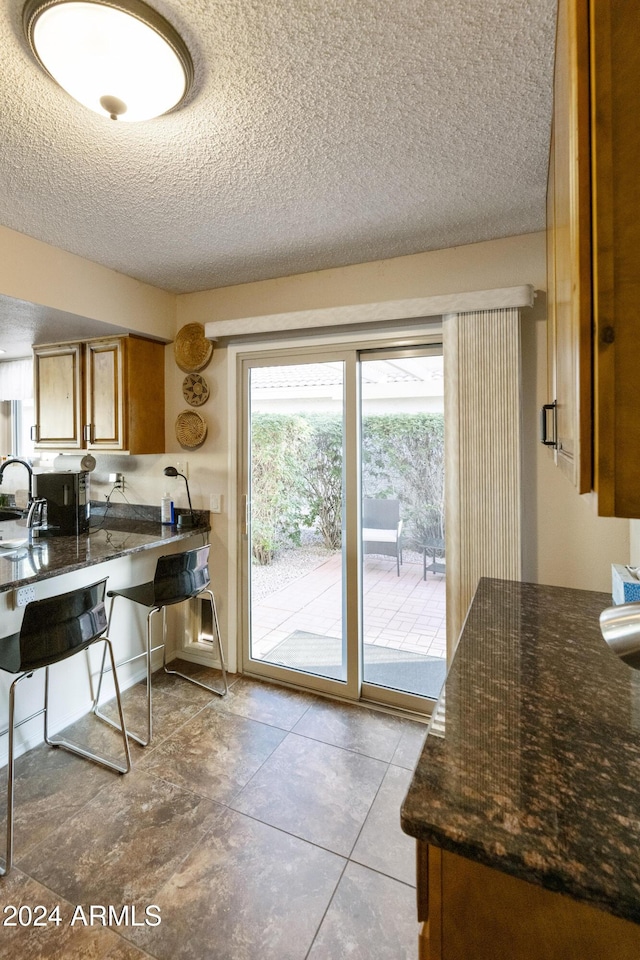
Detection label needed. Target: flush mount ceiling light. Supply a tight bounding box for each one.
[23,0,193,121]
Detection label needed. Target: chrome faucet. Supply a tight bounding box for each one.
[0,458,33,505]
[26,498,47,544]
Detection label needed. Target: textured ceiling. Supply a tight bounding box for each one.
[0,0,556,296]
[0,293,157,359]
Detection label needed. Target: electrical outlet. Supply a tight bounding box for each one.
[15,584,36,607]
[108,472,125,490]
[176,461,188,478]
[210,494,222,513]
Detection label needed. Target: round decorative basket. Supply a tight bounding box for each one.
[174,323,214,372]
[182,372,210,406]
[175,410,208,448]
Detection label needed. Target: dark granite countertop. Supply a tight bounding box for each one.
[401,577,640,925]
[0,512,210,593]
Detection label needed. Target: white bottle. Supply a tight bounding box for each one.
[161,492,174,525]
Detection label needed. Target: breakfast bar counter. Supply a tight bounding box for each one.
[401,577,640,959]
[0,514,210,595]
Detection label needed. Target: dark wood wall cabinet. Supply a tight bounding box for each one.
[544,0,640,517]
[33,335,165,455]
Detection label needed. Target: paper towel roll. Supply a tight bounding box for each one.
[52,454,97,473]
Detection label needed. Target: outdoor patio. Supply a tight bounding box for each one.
[251,550,446,699]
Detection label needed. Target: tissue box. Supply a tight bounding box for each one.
[612,564,640,604]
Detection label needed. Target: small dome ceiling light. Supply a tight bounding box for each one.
[23,0,194,122]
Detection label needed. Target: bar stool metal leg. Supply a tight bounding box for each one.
[45,640,131,774]
[93,599,163,747]
[163,589,228,697]
[0,673,28,877]
[92,593,119,721]
[93,546,227,748]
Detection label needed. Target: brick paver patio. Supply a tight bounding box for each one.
[251,552,446,668]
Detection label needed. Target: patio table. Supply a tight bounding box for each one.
[421,538,445,579]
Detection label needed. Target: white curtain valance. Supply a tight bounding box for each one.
[0,358,34,401]
[203,285,534,340]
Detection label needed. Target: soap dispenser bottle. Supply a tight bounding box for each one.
[161,492,175,525]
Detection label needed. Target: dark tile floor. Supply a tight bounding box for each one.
[0,662,427,960]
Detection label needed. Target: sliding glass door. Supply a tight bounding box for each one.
[240,342,445,712]
[360,349,446,705]
[242,350,358,699]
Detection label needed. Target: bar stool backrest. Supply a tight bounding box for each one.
[18,579,108,673]
[152,546,211,607]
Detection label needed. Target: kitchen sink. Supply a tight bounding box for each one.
[0,509,23,521]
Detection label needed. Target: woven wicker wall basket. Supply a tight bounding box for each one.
[175,410,208,448]
[182,373,210,406]
[174,323,214,372]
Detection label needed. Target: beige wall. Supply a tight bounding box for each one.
[179,234,546,321]
[630,522,640,567]
[177,231,629,596]
[0,224,175,340]
[528,319,629,588]
[86,344,232,663]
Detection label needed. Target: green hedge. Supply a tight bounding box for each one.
[250,412,444,564]
[250,414,312,564]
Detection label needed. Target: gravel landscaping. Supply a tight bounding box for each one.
[251,535,335,602]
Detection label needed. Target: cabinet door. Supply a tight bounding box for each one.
[591,0,640,517]
[547,0,592,492]
[84,338,125,450]
[33,343,83,449]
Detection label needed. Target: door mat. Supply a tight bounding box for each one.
[266,630,446,700]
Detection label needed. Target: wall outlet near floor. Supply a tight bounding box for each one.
[15,584,36,607]
[210,494,222,514]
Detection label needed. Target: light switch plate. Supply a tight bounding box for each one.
[210,494,222,514]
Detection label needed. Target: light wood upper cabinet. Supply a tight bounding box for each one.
[33,342,84,449]
[590,0,640,517]
[85,338,124,449]
[546,0,592,493]
[34,335,165,455]
[546,0,640,516]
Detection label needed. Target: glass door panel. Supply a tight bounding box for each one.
[240,340,444,714]
[247,359,348,686]
[360,349,446,702]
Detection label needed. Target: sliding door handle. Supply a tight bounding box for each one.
[241,495,250,537]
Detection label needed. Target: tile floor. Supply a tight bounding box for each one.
[252,554,446,661]
[0,662,427,960]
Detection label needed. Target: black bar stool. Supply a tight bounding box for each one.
[93,545,227,747]
[0,578,131,876]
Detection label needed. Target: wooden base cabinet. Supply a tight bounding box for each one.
[545,0,640,516]
[34,335,165,455]
[416,843,640,960]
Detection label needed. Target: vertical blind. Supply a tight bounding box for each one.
[444,307,522,656]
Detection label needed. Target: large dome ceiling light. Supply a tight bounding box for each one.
[23,0,194,121]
